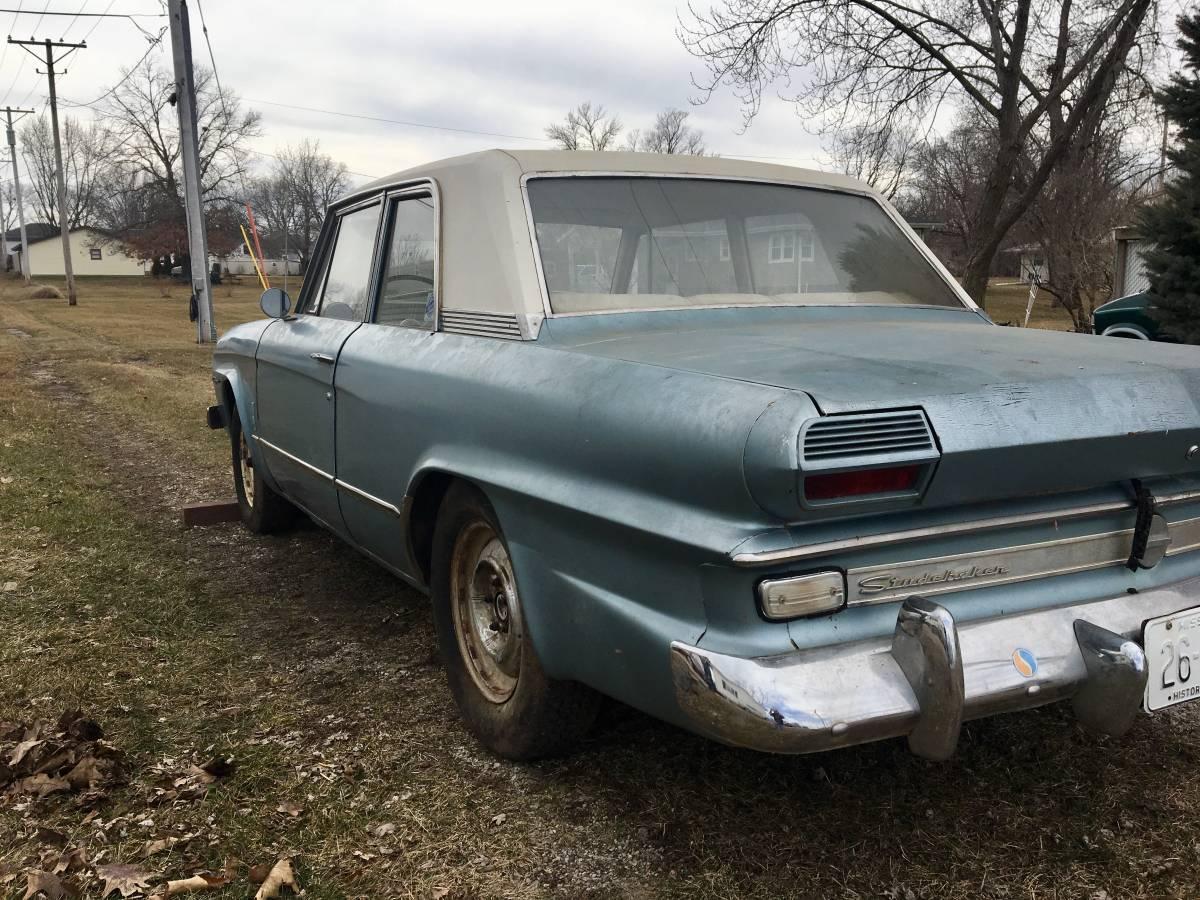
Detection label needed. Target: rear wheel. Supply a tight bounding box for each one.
[431,483,599,759]
[229,407,295,534]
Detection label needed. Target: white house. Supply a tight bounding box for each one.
[14,227,147,278]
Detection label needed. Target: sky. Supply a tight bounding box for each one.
[0,0,833,189]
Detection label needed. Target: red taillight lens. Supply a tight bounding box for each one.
[805,465,922,501]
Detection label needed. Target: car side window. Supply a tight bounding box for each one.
[374,194,437,329]
[313,203,381,322]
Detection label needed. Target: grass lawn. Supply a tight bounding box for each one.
[1,276,1195,899]
[980,279,1080,331]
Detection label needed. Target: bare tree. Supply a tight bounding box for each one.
[827,120,919,201]
[682,0,1158,305]
[1027,115,1159,332]
[545,102,623,151]
[20,114,114,229]
[900,112,1007,273]
[91,58,259,266]
[635,108,707,154]
[98,58,260,204]
[249,140,349,271]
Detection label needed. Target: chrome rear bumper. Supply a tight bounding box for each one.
[670,576,1200,759]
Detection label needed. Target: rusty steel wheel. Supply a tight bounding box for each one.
[449,520,524,704]
[431,482,601,759]
[238,428,256,509]
[229,405,295,535]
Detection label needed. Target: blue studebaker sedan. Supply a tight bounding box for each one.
[209,150,1200,761]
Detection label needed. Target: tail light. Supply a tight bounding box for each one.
[805,464,922,502]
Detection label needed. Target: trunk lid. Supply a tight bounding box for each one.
[545,307,1200,504]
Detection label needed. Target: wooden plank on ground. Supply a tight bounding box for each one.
[182,500,241,528]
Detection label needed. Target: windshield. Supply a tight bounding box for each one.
[526,177,965,314]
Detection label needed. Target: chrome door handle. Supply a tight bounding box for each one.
[310,352,335,365]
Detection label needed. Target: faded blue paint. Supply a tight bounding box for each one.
[211,173,1200,742]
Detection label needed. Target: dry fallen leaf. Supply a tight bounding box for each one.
[276,801,303,818]
[162,872,229,896]
[490,813,507,827]
[142,837,186,857]
[2,581,18,592]
[253,858,300,900]
[247,864,272,885]
[369,823,395,838]
[96,863,153,898]
[16,774,71,798]
[51,848,88,876]
[431,888,451,900]
[22,870,70,900]
[9,727,46,767]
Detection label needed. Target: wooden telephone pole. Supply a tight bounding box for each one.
[4,107,34,285]
[8,38,85,305]
[167,0,216,343]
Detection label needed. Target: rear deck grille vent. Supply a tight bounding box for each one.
[803,410,935,463]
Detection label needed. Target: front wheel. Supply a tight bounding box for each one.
[431,483,600,759]
[229,407,295,534]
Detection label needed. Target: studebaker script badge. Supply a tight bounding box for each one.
[857,564,1010,595]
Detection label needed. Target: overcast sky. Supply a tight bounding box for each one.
[0,0,832,187]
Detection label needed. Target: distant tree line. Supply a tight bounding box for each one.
[10,59,348,276]
[545,102,707,155]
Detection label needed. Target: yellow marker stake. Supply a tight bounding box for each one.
[240,224,269,292]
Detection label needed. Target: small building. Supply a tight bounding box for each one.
[11,227,147,278]
[222,241,301,278]
[2,222,57,272]
[1005,244,1048,284]
[1112,225,1152,299]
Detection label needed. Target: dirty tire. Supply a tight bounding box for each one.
[431,482,600,760]
[229,406,295,534]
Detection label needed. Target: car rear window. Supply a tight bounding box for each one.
[526,176,965,314]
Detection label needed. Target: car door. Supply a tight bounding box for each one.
[255,198,383,532]
[334,186,439,579]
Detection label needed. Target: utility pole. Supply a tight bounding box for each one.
[5,107,35,285]
[167,0,216,343]
[8,39,85,305]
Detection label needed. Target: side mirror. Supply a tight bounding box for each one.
[260,287,292,319]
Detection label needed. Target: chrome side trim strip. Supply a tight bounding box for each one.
[253,435,334,482]
[251,436,401,517]
[731,490,1200,567]
[845,517,1200,606]
[334,478,403,517]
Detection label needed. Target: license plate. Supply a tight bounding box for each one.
[1144,607,1200,711]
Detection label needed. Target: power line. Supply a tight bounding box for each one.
[246,97,552,144]
[244,146,378,181]
[0,0,22,74]
[0,6,162,17]
[58,0,91,40]
[82,0,122,42]
[28,0,52,35]
[57,22,164,107]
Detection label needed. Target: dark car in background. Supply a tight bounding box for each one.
[1094,291,1174,341]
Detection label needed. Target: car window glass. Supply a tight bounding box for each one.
[375,194,437,328]
[317,204,380,321]
[528,177,964,313]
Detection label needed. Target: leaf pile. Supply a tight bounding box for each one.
[1,711,125,803]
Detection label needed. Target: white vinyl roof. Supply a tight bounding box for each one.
[340,150,884,320]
